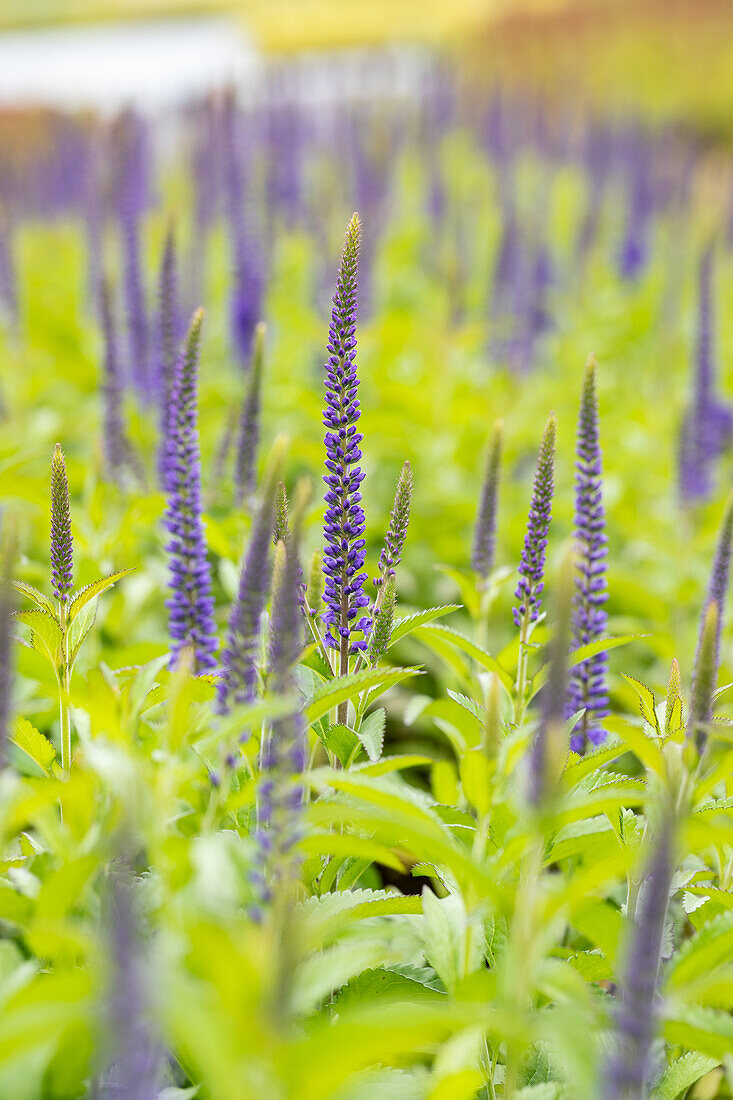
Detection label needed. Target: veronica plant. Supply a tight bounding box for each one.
[567,358,609,752]
[14,446,129,771]
[163,309,218,673]
[234,321,266,506]
[514,413,556,713]
[321,213,371,701]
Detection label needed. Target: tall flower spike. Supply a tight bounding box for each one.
[157,220,179,411]
[513,414,556,630]
[375,461,412,590]
[471,421,503,581]
[273,482,290,546]
[567,358,609,751]
[253,483,309,914]
[100,279,135,484]
[156,223,182,488]
[0,528,15,767]
[528,546,573,807]
[604,818,675,1100]
[234,322,266,505]
[216,447,283,714]
[50,444,73,603]
[679,246,733,503]
[369,576,396,664]
[688,601,718,752]
[694,244,733,460]
[321,213,371,661]
[163,310,218,673]
[96,859,162,1099]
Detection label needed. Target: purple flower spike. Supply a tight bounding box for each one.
[567,359,609,752]
[100,280,136,485]
[375,461,412,589]
[156,224,182,485]
[0,531,15,767]
[157,222,180,410]
[604,820,675,1099]
[513,415,556,631]
[97,859,162,1100]
[472,421,503,581]
[254,488,308,910]
[234,322,266,505]
[50,444,73,604]
[163,310,218,673]
[688,492,733,748]
[321,213,371,660]
[216,462,280,714]
[679,245,733,503]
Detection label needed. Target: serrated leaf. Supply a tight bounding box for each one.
[66,570,133,622]
[389,605,460,646]
[11,717,56,776]
[299,888,423,943]
[621,673,660,732]
[306,667,422,723]
[650,1052,719,1100]
[357,708,386,762]
[321,724,362,768]
[666,911,733,990]
[334,967,445,1011]
[13,608,63,666]
[10,580,56,616]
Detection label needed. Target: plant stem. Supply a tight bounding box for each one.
[337,592,348,725]
[514,610,531,722]
[58,602,72,772]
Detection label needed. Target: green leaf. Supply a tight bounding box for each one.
[532,634,651,695]
[11,718,56,776]
[412,624,513,689]
[321,724,362,768]
[650,1053,719,1100]
[621,673,660,732]
[666,911,733,990]
[663,1004,733,1060]
[66,569,133,622]
[305,667,422,723]
[299,888,423,944]
[10,580,56,616]
[356,708,386,762]
[13,608,63,667]
[334,968,445,1011]
[389,605,460,646]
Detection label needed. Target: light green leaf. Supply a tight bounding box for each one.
[412,624,513,689]
[621,673,660,732]
[389,606,460,646]
[13,609,63,667]
[306,667,422,723]
[66,570,133,622]
[11,718,56,776]
[357,708,386,762]
[650,1053,720,1100]
[666,911,733,990]
[10,581,56,616]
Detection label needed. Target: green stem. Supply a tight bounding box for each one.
[58,602,71,773]
[514,611,531,723]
